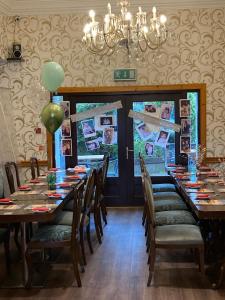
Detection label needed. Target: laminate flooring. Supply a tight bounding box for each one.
[0,208,225,300]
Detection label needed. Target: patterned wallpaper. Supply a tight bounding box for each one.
[0,8,224,161]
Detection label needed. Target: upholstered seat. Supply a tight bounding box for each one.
[153,191,182,201]
[154,199,187,212]
[31,225,72,242]
[156,224,204,245]
[155,210,196,226]
[152,183,176,193]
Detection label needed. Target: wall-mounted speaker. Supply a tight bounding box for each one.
[12,43,22,59]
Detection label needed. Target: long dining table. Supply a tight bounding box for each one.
[168,164,225,288]
[0,167,87,288]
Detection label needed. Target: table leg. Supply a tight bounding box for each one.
[21,222,28,287]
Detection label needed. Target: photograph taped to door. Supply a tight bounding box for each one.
[102,127,114,145]
[81,119,96,138]
[155,130,170,148]
[85,138,100,151]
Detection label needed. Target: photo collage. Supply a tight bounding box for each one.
[81,114,117,152]
[136,103,173,157]
[60,101,72,156]
[179,99,191,154]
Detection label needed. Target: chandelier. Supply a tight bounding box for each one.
[82,1,168,58]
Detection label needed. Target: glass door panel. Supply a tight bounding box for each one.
[132,101,175,176]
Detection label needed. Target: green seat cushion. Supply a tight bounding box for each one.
[154,192,182,201]
[155,199,187,212]
[155,210,196,226]
[31,225,71,242]
[0,228,8,243]
[152,183,176,193]
[156,224,203,245]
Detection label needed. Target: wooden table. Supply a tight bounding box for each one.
[170,168,225,288]
[0,168,86,288]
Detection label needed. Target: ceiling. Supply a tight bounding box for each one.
[0,0,224,16]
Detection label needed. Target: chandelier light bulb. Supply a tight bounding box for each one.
[89,10,96,21]
[160,14,167,24]
[125,12,132,21]
[83,23,91,34]
[152,6,157,18]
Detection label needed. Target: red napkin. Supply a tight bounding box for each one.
[185,183,202,188]
[175,175,189,179]
[0,198,12,203]
[196,194,210,199]
[32,207,50,212]
[30,179,40,184]
[47,193,62,198]
[168,163,177,167]
[57,183,70,188]
[49,168,59,171]
[67,175,80,179]
[19,185,31,190]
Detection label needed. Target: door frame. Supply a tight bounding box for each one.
[47,83,206,168]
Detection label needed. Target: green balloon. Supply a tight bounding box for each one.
[40,103,64,134]
[41,62,65,92]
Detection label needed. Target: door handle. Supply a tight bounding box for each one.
[126,146,134,160]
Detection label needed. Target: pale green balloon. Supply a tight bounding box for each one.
[41,62,65,92]
[40,102,64,134]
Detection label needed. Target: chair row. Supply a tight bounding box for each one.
[25,155,109,288]
[139,155,204,286]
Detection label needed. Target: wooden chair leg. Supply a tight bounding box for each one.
[86,219,94,254]
[142,202,147,226]
[100,201,107,225]
[147,244,156,286]
[97,207,103,236]
[71,243,82,287]
[79,225,87,265]
[198,246,205,274]
[14,223,21,253]
[25,248,32,289]
[94,211,102,244]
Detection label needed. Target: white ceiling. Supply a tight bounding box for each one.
[0,0,224,16]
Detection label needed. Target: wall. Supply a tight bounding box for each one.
[0,8,224,161]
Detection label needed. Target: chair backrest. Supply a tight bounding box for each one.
[83,169,96,211]
[30,157,40,179]
[139,153,145,174]
[143,174,156,240]
[71,180,85,240]
[102,155,109,186]
[4,162,20,194]
[94,166,104,208]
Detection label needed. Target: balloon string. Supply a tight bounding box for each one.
[0,102,17,163]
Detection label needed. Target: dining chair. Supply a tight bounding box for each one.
[50,169,97,265]
[100,154,109,225]
[5,161,21,194]
[0,167,11,271]
[25,180,85,288]
[90,167,104,243]
[4,161,22,251]
[30,157,40,179]
[143,174,204,286]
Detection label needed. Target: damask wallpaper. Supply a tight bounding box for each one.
[0,8,224,161]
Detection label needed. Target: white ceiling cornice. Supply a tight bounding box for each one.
[0,0,224,16]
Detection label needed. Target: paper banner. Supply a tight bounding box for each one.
[71,101,122,122]
[128,110,181,132]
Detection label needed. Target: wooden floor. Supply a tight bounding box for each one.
[0,208,225,299]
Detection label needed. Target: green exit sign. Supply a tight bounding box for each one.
[114,68,136,81]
